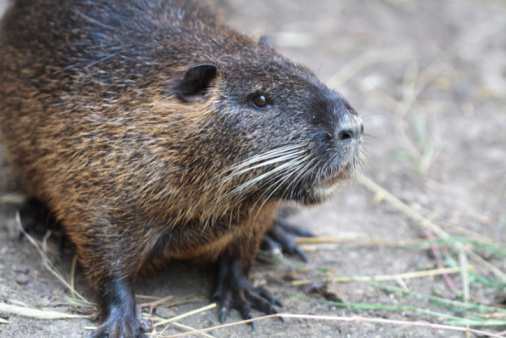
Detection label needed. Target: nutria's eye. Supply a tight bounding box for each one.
[251,94,271,109]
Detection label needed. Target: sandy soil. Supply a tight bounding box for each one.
[0,0,505,337]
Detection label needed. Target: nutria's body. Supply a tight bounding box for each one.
[0,0,363,336]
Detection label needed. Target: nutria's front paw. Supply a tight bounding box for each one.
[213,254,282,330]
[90,314,146,338]
[262,218,314,262]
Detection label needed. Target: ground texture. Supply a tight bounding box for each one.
[0,0,505,337]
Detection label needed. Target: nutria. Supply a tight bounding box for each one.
[0,0,363,336]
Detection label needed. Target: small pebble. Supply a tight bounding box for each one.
[15,274,30,285]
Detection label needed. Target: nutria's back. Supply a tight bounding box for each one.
[0,0,363,336]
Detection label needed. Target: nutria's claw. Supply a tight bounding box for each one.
[218,307,229,324]
[216,281,281,325]
[262,218,314,262]
[254,286,283,308]
[214,253,282,328]
[89,316,147,338]
[271,307,284,322]
[292,246,308,263]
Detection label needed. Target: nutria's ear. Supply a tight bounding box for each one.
[175,63,218,102]
[259,36,274,50]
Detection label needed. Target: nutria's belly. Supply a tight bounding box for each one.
[174,232,236,262]
[149,204,277,265]
[144,224,240,271]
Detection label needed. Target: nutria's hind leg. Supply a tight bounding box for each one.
[261,218,314,262]
[90,277,146,338]
[212,252,283,330]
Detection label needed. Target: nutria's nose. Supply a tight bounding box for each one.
[327,93,363,143]
[337,114,363,143]
[337,116,364,142]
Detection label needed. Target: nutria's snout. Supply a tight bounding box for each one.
[303,97,363,204]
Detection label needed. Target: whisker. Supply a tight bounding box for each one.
[281,155,316,200]
[225,149,305,180]
[251,156,307,215]
[227,157,304,198]
[230,144,305,170]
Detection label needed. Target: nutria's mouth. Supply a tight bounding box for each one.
[319,164,349,189]
[307,163,351,203]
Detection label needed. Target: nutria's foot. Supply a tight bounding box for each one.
[262,218,314,262]
[90,314,146,338]
[213,254,282,330]
[91,279,146,338]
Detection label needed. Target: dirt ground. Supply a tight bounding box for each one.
[0,0,505,337]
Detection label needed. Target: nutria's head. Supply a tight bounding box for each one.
[165,38,363,211]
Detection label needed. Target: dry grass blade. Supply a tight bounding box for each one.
[0,192,26,205]
[152,303,217,328]
[291,266,469,286]
[295,236,425,246]
[64,297,95,308]
[440,222,493,243]
[0,302,90,320]
[459,247,471,338]
[165,313,505,338]
[165,315,277,337]
[358,174,448,238]
[170,322,215,338]
[70,254,78,299]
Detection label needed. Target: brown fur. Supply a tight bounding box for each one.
[0,0,363,334]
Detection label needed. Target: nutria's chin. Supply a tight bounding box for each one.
[289,163,357,206]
